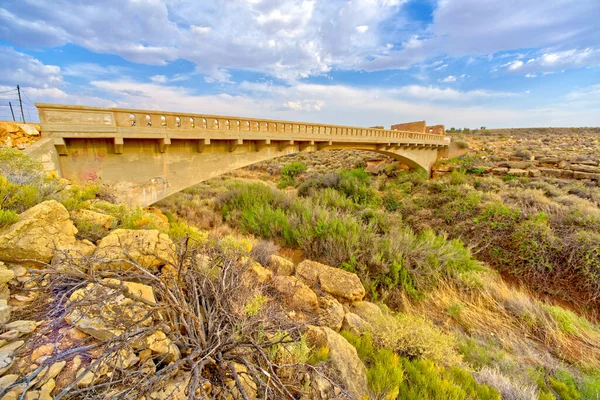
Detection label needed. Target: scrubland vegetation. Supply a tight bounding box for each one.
[2,145,600,399]
[156,148,600,400]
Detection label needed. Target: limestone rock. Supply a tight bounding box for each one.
[0,373,18,389]
[341,312,371,335]
[272,276,318,312]
[34,361,66,388]
[229,363,258,399]
[148,371,190,400]
[350,301,383,324]
[64,279,156,340]
[94,229,174,271]
[132,330,180,363]
[53,240,96,264]
[507,168,528,177]
[4,320,37,335]
[491,167,509,175]
[0,299,11,325]
[0,201,78,264]
[0,263,15,284]
[527,168,541,177]
[317,295,345,331]
[242,261,273,286]
[70,209,115,229]
[268,254,295,276]
[296,260,365,302]
[306,325,368,400]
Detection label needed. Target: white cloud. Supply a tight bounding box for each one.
[0,45,62,88]
[504,48,600,75]
[150,75,168,83]
[204,68,233,84]
[439,75,456,83]
[63,63,127,78]
[0,0,403,80]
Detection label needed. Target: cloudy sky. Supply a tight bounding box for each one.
[0,0,598,128]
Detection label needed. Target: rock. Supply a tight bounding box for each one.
[296,260,366,302]
[229,363,258,399]
[491,167,509,175]
[64,279,156,340]
[0,284,9,301]
[0,330,20,341]
[272,276,318,312]
[5,320,38,335]
[242,261,273,286]
[70,209,115,229]
[0,353,13,375]
[94,229,174,272]
[341,313,371,335]
[0,201,78,264]
[317,295,345,331]
[0,299,10,325]
[132,330,180,363]
[34,360,66,388]
[527,168,541,177]
[52,240,96,264]
[0,263,15,284]
[573,171,600,180]
[538,167,563,178]
[0,374,18,389]
[0,340,22,357]
[104,346,139,369]
[31,344,55,363]
[561,169,575,178]
[306,326,368,400]
[268,254,295,276]
[148,371,190,400]
[570,164,600,173]
[350,301,383,324]
[507,168,528,177]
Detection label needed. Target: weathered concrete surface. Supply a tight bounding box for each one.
[391,121,426,133]
[33,103,450,206]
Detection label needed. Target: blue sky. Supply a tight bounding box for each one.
[0,0,598,128]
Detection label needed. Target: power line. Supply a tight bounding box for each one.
[0,89,17,94]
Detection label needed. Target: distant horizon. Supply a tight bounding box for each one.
[0,0,598,128]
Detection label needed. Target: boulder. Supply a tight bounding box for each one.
[349,301,383,324]
[132,330,180,363]
[64,279,156,340]
[272,276,318,312]
[317,295,345,331]
[527,168,541,177]
[306,326,368,400]
[242,261,273,286]
[148,371,190,400]
[52,240,96,264]
[268,254,295,276]
[94,229,174,271]
[0,299,10,325]
[538,167,563,178]
[296,260,365,302]
[341,313,371,335]
[0,201,78,264]
[491,167,509,175]
[70,209,115,229]
[507,168,528,177]
[570,164,600,173]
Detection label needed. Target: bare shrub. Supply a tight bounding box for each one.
[475,367,538,400]
[250,240,280,266]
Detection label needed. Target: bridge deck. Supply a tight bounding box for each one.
[36,103,450,148]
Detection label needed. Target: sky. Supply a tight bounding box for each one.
[0,0,598,128]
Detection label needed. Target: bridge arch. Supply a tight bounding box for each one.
[29,104,449,206]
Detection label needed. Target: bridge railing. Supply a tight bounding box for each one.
[112,109,445,142]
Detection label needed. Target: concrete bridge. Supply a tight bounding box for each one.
[27,103,450,206]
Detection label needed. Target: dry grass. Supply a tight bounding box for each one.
[401,274,600,370]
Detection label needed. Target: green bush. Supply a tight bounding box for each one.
[398,359,500,400]
[455,140,469,149]
[59,184,100,211]
[0,208,18,227]
[281,161,307,179]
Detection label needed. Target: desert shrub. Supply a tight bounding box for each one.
[0,147,45,184]
[0,174,42,212]
[168,220,208,244]
[280,161,307,179]
[337,169,381,207]
[250,240,280,266]
[119,206,167,231]
[455,140,469,149]
[0,208,18,227]
[341,331,404,399]
[307,346,330,365]
[398,359,500,400]
[549,369,581,400]
[370,313,462,365]
[475,367,538,400]
[59,184,100,211]
[580,373,600,399]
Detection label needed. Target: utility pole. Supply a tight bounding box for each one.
[8,102,16,121]
[16,85,25,123]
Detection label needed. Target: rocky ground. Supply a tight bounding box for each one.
[0,198,381,399]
